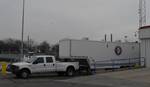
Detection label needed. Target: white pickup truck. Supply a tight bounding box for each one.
[10,55,79,79]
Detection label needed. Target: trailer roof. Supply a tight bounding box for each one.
[139,25,150,30]
[59,38,139,44]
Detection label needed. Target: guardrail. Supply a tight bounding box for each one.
[94,57,145,69]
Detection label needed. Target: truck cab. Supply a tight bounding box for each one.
[27,55,56,73]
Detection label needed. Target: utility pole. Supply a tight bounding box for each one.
[110,34,113,42]
[21,0,25,61]
[104,34,107,42]
[27,35,30,51]
[139,0,146,28]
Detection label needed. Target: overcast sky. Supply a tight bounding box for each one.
[0,0,150,44]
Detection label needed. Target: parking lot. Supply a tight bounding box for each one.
[0,74,101,87]
[1,68,150,87]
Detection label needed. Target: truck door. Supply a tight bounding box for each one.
[45,57,56,72]
[31,57,47,73]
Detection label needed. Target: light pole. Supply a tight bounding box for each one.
[21,0,25,61]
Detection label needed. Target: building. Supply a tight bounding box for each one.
[139,25,150,67]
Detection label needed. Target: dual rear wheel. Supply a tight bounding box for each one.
[58,67,75,76]
[66,67,75,76]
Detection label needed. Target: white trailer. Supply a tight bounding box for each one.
[59,39,140,68]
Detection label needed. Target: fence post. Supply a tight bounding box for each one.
[139,57,141,67]
[112,59,115,71]
[94,60,96,73]
[129,58,131,69]
[144,57,146,67]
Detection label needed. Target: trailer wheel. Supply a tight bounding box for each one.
[66,67,75,76]
[86,68,93,75]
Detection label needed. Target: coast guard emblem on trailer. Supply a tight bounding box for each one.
[115,46,122,55]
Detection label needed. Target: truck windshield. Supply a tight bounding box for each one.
[26,57,37,63]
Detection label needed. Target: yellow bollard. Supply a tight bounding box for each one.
[1,62,7,76]
[0,63,1,72]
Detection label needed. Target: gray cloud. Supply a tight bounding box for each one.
[0,0,150,44]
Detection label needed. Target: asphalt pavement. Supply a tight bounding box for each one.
[0,73,103,87]
[0,68,150,87]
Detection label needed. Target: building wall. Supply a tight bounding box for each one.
[140,40,146,58]
[141,39,150,67]
[139,26,150,67]
[139,28,150,39]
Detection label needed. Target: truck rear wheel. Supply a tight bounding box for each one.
[66,67,75,76]
[20,70,30,79]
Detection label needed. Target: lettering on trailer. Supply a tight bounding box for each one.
[115,46,122,55]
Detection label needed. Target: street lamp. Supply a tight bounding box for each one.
[21,0,25,61]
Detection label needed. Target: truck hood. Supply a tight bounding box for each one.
[12,62,31,66]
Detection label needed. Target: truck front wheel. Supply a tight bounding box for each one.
[20,70,30,79]
[66,67,75,76]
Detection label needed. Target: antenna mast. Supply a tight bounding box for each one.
[139,0,146,28]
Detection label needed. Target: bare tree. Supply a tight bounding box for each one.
[37,41,50,54]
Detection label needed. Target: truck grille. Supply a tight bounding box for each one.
[10,65,19,72]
